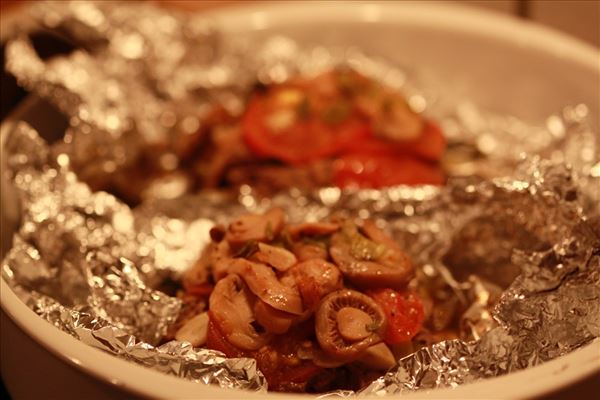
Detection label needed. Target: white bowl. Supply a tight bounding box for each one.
[1,1,599,399]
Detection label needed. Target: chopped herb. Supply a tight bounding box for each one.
[301,235,329,249]
[279,229,294,250]
[366,321,381,332]
[235,240,259,258]
[349,233,387,261]
[321,101,350,124]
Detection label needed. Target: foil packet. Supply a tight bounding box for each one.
[2,0,600,396]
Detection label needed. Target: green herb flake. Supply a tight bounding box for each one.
[235,240,259,258]
[321,101,350,125]
[301,235,329,249]
[280,229,294,250]
[366,321,381,332]
[349,235,387,261]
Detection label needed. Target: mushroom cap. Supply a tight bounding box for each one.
[252,242,297,272]
[253,300,294,334]
[315,289,387,361]
[329,221,413,289]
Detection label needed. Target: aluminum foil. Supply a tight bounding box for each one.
[2,0,600,396]
[2,122,266,391]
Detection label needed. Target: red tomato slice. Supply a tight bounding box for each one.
[333,153,445,188]
[344,120,446,162]
[242,94,370,165]
[367,289,424,344]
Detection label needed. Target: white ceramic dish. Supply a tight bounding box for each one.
[1,1,599,399]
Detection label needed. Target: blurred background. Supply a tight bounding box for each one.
[1,0,599,121]
[0,1,598,399]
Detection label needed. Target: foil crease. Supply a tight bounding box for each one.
[2,122,266,391]
[2,0,599,396]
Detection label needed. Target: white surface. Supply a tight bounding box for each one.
[1,1,600,399]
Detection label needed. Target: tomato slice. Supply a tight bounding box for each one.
[333,153,445,188]
[344,120,446,162]
[242,91,370,165]
[367,288,424,344]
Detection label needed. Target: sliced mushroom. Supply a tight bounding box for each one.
[251,242,297,272]
[288,222,340,238]
[360,219,402,253]
[285,259,343,311]
[175,312,209,347]
[208,274,269,351]
[184,235,233,289]
[358,343,396,370]
[329,221,413,289]
[225,208,285,248]
[254,300,294,334]
[204,240,233,282]
[291,242,329,262]
[315,289,386,361]
[228,258,304,315]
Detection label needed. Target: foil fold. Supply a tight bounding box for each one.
[2,123,266,390]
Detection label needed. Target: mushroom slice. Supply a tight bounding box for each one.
[251,242,297,272]
[208,274,269,351]
[229,258,304,315]
[291,242,328,262]
[206,240,233,282]
[286,259,343,311]
[254,300,294,334]
[315,289,386,361]
[225,208,285,248]
[358,343,396,370]
[360,219,402,253]
[175,312,209,347]
[288,222,340,238]
[329,221,413,289]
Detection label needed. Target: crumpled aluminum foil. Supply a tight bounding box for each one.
[2,122,266,391]
[2,0,599,396]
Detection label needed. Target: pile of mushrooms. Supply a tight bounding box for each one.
[175,208,414,371]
